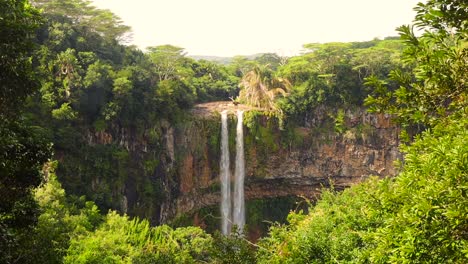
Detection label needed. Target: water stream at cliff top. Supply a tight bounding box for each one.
[220,110,231,235]
[233,110,245,232]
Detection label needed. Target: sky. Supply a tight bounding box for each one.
[92,0,421,57]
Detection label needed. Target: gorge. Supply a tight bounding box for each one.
[4,0,466,262]
[65,101,401,236]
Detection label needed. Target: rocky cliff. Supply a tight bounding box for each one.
[57,102,400,226]
[166,102,401,221]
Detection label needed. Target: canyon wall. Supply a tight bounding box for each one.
[58,104,400,225]
[166,104,400,221]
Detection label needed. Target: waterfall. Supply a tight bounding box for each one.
[220,110,231,235]
[219,110,245,235]
[233,110,245,232]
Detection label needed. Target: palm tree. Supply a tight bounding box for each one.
[238,65,291,112]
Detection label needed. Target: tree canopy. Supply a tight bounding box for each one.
[0,1,51,262]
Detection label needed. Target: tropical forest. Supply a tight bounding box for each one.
[0,0,467,263]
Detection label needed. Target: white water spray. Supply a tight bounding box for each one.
[233,110,245,232]
[220,110,231,235]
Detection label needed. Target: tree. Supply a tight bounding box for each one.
[64,212,213,263]
[273,40,404,124]
[0,0,51,263]
[365,0,467,128]
[238,65,291,112]
[254,53,287,71]
[1,0,42,115]
[228,56,257,77]
[351,40,403,81]
[32,0,131,42]
[29,162,102,264]
[189,59,239,102]
[147,45,188,82]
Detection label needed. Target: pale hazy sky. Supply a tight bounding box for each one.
[92,0,421,56]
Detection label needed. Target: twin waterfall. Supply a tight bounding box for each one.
[220,110,245,235]
[220,111,231,234]
[233,110,245,231]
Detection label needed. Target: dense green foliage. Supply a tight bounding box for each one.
[277,39,406,124]
[30,162,102,264]
[256,1,468,263]
[231,39,406,126]
[1,0,42,113]
[65,213,212,263]
[365,0,467,129]
[30,168,257,263]
[257,116,467,263]
[0,1,52,262]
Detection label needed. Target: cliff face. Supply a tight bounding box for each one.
[165,104,401,221]
[58,103,400,225]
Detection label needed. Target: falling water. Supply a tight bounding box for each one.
[233,110,245,232]
[220,110,231,235]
